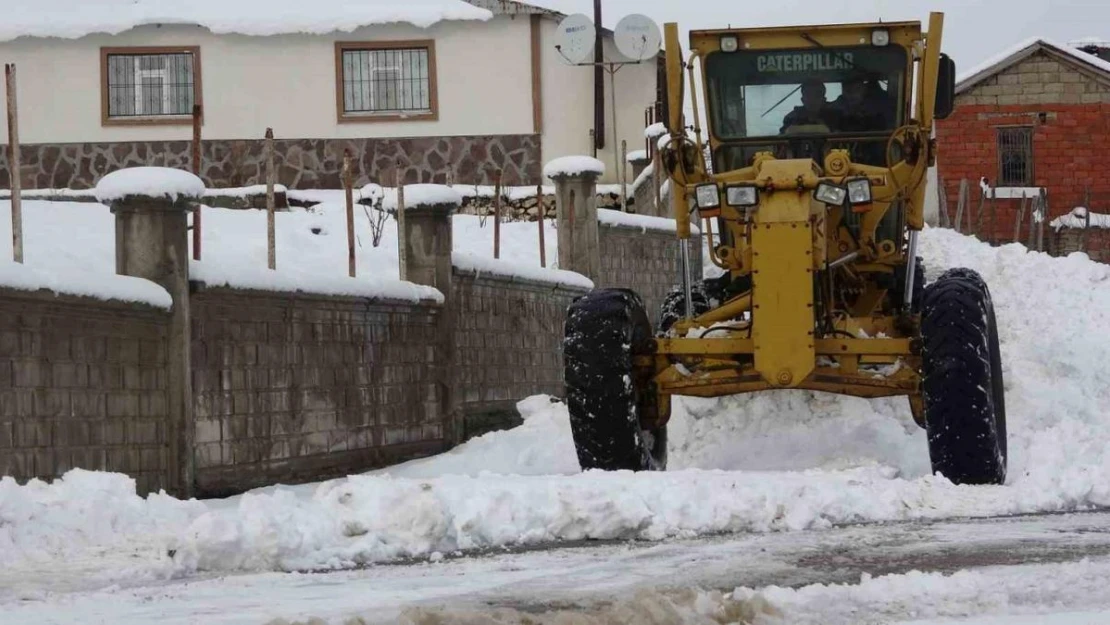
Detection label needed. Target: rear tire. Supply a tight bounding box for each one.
[564,289,666,472]
[920,268,1007,485]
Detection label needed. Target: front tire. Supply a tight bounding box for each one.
[564,289,666,472]
[920,268,1007,485]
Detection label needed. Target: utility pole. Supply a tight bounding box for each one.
[593,0,605,152]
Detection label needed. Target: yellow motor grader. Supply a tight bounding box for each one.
[563,13,1007,485]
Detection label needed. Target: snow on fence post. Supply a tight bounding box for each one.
[493,169,502,259]
[95,166,204,498]
[546,155,604,281]
[343,149,356,277]
[536,183,546,268]
[191,104,203,261]
[5,63,22,264]
[265,128,276,271]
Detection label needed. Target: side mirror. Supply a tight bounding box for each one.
[934,53,956,120]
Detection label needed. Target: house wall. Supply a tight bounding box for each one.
[937,50,1110,242]
[0,289,173,495]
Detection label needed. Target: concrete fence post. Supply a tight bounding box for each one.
[546,157,603,282]
[397,184,462,445]
[96,167,204,498]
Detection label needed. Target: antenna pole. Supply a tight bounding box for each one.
[593,0,605,151]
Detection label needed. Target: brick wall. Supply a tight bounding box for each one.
[451,270,588,438]
[189,288,445,497]
[0,289,173,494]
[937,49,1110,243]
[597,221,700,323]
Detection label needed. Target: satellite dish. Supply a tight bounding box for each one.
[554,13,596,65]
[614,14,662,62]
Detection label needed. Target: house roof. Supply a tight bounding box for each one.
[957,36,1110,94]
[0,0,493,43]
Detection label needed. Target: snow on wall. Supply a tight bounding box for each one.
[598,208,700,235]
[94,167,205,204]
[0,0,492,42]
[1050,207,1110,231]
[543,156,606,179]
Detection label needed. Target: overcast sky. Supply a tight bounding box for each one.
[526,0,1109,70]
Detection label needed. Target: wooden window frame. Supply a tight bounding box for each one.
[995,125,1035,187]
[100,46,202,127]
[335,40,439,124]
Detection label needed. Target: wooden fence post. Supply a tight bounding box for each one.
[620,139,628,212]
[1036,189,1046,252]
[1014,193,1027,245]
[1081,186,1092,253]
[191,104,202,261]
[937,176,951,228]
[265,128,276,270]
[343,149,355,277]
[5,64,22,264]
[395,163,406,278]
[537,183,546,268]
[493,170,503,259]
[954,178,968,234]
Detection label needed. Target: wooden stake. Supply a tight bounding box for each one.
[396,164,406,279]
[5,64,22,264]
[1036,189,1046,252]
[975,185,987,238]
[265,128,276,270]
[937,176,951,228]
[343,149,355,277]
[954,178,968,234]
[537,184,546,268]
[620,139,628,212]
[1082,186,1092,253]
[1014,193,1026,245]
[191,104,203,261]
[653,147,662,218]
[493,170,503,259]
[989,190,997,245]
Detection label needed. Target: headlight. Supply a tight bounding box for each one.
[872,29,890,46]
[695,184,721,209]
[725,184,759,207]
[814,182,847,206]
[846,178,872,204]
[720,35,739,53]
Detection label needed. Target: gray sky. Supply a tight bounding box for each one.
[527,0,1109,70]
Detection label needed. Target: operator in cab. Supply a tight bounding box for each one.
[831,73,894,132]
[779,78,841,134]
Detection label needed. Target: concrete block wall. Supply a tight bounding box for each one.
[0,289,172,494]
[1049,228,1110,263]
[452,269,588,438]
[189,288,445,497]
[597,221,701,325]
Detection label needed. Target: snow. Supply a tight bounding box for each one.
[644,122,668,138]
[543,156,606,179]
[0,200,172,307]
[0,188,96,199]
[626,149,649,162]
[957,36,1110,90]
[0,0,492,43]
[1050,206,1110,231]
[390,183,463,209]
[6,224,1110,584]
[453,253,593,290]
[598,208,700,235]
[94,167,205,204]
[203,184,288,198]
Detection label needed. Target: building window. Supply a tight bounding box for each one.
[101,47,201,125]
[996,126,1034,186]
[335,41,438,122]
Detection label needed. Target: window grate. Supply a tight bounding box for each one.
[997,126,1034,186]
[342,47,431,114]
[106,51,195,118]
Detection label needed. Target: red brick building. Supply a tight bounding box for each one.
[936,38,1110,242]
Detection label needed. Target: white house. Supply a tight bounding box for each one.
[0,0,657,189]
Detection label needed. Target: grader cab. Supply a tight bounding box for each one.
[563,13,1008,485]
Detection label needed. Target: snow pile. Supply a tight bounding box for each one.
[0,0,491,42]
[543,156,606,179]
[0,470,204,573]
[204,184,288,198]
[1050,206,1110,231]
[94,167,205,204]
[598,208,700,235]
[0,200,171,307]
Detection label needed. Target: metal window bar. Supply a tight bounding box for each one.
[343,47,430,114]
[107,52,194,118]
[997,126,1034,186]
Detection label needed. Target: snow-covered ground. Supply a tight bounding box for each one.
[3,196,1110,622]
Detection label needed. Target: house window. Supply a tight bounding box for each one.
[101,47,201,125]
[996,126,1034,186]
[336,41,438,122]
